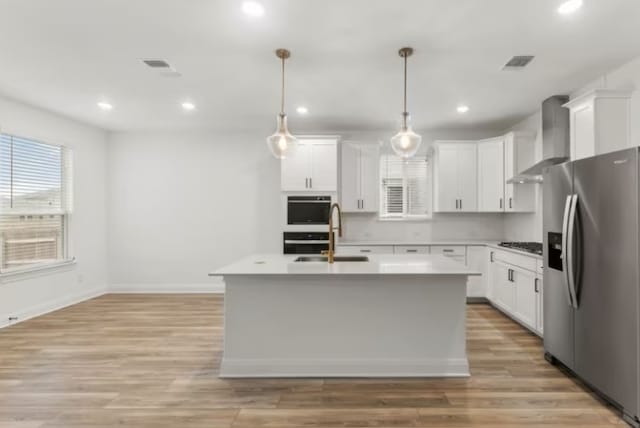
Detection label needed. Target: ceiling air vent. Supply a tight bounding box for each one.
[142,59,172,68]
[503,55,535,70]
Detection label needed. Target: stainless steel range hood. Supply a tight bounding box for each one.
[507,95,570,183]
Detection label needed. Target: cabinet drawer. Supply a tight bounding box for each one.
[431,246,466,256]
[336,245,393,255]
[394,245,430,254]
[492,248,537,272]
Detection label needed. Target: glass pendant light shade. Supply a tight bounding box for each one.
[266,113,298,159]
[267,48,297,159]
[390,47,422,159]
[391,113,422,159]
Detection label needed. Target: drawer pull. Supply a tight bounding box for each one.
[443,249,454,253]
[360,249,371,253]
[406,249,418,253]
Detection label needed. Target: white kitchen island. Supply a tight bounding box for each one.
[210,254,479,378]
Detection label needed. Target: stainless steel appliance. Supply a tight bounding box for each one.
[543,147,639,427]
[283,232,332,254]
[287,196,331,225]
[498,242,543,256]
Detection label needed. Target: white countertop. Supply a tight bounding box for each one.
[337,240,497,246]
[486,243,543,260]
[211,254,481,276]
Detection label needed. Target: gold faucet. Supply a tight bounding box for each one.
[322,203,343,263]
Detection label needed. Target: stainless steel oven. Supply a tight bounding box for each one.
[283,232,333,254]
[287,196,331,225]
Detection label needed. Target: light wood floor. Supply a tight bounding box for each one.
[0,294,627,427]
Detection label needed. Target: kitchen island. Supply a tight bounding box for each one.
[210,254,479,378]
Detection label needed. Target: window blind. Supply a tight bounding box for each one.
[380,154,430,218]
[0,134,73,272]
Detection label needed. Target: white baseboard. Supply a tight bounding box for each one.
[219,357,470,378]
[0,285,107,329]
[109,280,225,294]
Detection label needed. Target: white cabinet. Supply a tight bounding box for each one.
[434,142,477,212]
[535,260,544,336]
[488,247,543,336]
[431,245,466,264]
[335,245,394,255]
[340,142,379,212]
[513,267,537,331]
[564,89,632,161]
[504,132,535,212]
[477,138,505,212]
[394,245,430,254]
[491,261,515,314]
[281,138,338,192]
[466,246,487,298]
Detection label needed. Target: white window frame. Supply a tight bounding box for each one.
[379,153,432,221]
[0,132,75,279]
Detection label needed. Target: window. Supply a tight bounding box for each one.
[0,134,73,273]
[379,153,431,219]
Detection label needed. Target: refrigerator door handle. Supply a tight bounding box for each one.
[561,195,575,307]
[567,194,579,309]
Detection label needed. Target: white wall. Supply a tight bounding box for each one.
[0,96,109,327]
[107,131,281,291]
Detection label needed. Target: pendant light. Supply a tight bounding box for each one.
[390,47,422,159]
[266,49,298,159]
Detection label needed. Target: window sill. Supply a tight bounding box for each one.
[0,258,77,283]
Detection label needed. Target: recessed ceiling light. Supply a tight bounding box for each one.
[97,101,113,111]
[242,1,264,17]
[181,101,196,111]
[558,0,583,15]
[296,106,308,115]
[457,105,470,114]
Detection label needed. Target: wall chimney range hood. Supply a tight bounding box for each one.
[507,95,570,184]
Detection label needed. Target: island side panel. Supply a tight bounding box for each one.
[220,274,469,378]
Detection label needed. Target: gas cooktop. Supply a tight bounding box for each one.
[498,242,543,256]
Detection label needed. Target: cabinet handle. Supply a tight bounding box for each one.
[509,197,513,209]
[490,251,494,262]
[535,278,539,293]
[500,198,503,209]
[309,177,313,188]
[455,199,459,210]
[443,249,454,253]
[406,249,418,253]
[360,249,371,253]
[305,178,308,188]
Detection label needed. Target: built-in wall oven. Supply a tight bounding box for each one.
[287,196,331,225]
[283,232,333,254]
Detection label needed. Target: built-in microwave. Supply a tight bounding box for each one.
[287,196,331,225]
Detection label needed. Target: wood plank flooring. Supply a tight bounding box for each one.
[0,294,627,427]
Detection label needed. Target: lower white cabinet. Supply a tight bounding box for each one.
[466,246,487,298]
[335,245,394,255]
[488,248,543,336]
[394,245,430,254]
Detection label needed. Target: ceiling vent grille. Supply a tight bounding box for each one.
[142,59,172,68]
[503,55,535,70]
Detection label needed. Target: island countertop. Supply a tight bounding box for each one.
[210,254,481,276]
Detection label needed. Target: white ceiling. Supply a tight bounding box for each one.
[0,0,639,133]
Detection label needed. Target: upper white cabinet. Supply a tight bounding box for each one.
[504,132,535,212]
[340,142,379,212]
[564,89,632,161]
[434,142,477,212]
[477,137,505,212]
[281,138,338,192]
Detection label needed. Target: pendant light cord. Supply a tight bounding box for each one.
[280,55,285,115]
[403,51,408,114]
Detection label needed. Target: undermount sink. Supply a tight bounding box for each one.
[294,256,370,262]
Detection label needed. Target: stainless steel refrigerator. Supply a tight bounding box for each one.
[543,146,639,427]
